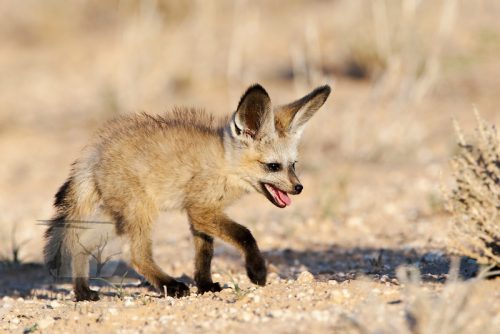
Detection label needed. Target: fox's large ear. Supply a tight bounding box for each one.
[275,85,331,136]
[232,84,274,140]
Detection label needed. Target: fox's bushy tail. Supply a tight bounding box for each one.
[43,177,73,277]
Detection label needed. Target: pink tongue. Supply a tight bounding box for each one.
[275,188,291,206]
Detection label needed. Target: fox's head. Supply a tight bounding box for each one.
[224,84,331,208]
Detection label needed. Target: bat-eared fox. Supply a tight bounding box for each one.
[44,84,331,301]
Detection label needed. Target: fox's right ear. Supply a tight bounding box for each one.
[231,84,274,140]
[275,85,331,137]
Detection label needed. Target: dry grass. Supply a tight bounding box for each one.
[328,0,462,161]
[444,111,500,266]
[339,0,458,101]
[343,265,498,334]
[0,225,28,266]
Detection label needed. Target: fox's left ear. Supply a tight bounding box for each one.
[232,84,275,140]
[275,85,331,136]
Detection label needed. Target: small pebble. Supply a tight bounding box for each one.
[297,271,315,283]
[38,316,55,329]
[242,312,252,321]
[48,301,61,309]
[124,297,135,307]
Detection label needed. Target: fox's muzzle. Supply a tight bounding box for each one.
[288,167,302,195]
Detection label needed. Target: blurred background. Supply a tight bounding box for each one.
[1,0,499,265]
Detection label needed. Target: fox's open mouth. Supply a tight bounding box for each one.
[261,183,291,208]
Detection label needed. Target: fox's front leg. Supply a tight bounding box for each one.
[220,218,267,286]
[189,209,267,286]
[190,228,222,294]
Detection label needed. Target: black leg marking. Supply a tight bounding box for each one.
[192,229,222,294]
[219,220,267,286]
[158,279,190,298]
[74,277,100,302]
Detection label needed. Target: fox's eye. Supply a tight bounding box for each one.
[266,162,282,172]
[291,161,297,170]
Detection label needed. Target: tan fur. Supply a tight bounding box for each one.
[44,84,331,300]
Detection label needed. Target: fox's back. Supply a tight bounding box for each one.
[81,109,229,211]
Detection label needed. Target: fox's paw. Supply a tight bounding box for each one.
[161,280,190,298]
[75,288,100,302]
[246,256,267,286]
[196,282,222,294]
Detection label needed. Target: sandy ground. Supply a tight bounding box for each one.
[1,1,500,333]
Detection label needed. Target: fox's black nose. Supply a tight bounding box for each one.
[294,184,303,194]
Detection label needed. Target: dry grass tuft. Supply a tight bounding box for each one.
[338,0,458,102]
[395,266,491,334]
[0,224,29,266]
[445,110,500,266]
[343,265,498,334]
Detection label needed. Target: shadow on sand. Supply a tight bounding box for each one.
[262,245,479,283]
[0,245,479,299]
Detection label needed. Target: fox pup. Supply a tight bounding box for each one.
[44,84,331,301]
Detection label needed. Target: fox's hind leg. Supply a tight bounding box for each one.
[190,228,222,294]
[68,219,115,301]
[128,231,190,297]
[72,252,99,301]
[66,212,116,301]
[119,205,189,297]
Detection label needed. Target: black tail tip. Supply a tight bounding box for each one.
[54,178,72,208]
